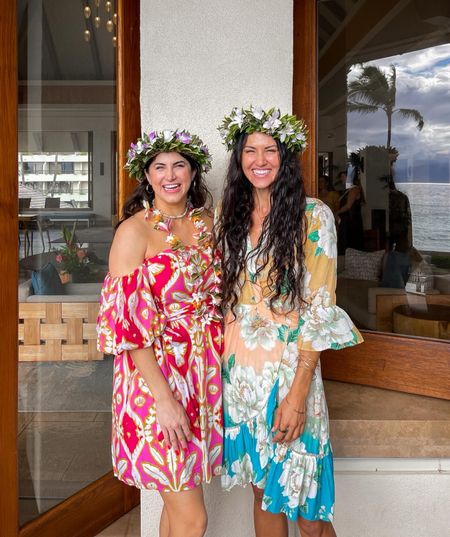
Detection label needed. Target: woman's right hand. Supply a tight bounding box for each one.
[155,396,192,453]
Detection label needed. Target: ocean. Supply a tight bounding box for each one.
[397,182,450,253]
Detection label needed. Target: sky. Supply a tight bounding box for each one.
[347,42,450,178]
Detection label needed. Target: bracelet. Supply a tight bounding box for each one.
[285,395,305,415]
[297,355,316,371]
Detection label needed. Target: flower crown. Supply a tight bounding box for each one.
[218,105,308,152]
[124,130,212,180]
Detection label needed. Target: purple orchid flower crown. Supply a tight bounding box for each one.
[125,130,212,180]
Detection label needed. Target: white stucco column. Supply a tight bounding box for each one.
[139,0,293,200]
[139,1,293,534]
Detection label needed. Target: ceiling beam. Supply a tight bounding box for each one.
[42,3,62,80]
[319,0,410,86]
[320,2,342,28]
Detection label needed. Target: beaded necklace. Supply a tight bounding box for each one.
[143,200,212,252]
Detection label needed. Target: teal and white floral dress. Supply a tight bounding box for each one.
[221,198,363,521]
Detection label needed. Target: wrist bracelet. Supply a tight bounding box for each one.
[285,395,305,415]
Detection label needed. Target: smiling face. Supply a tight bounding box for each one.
[241,132,280,192]
[145,152,195,212]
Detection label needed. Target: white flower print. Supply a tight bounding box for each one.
[273,442,288,464]
[231,453,254,486]
[224,426,241,441]
[239,309,278,351]
[224,364,266,423]
[278,456,318,508]
[221,472,237,489]
[301,304,356,351]
[312,201,337,258]
[260,360,294,399]
[255,412,272,468]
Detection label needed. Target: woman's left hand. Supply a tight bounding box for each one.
[271,396,306,443]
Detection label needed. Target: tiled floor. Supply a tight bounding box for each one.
[95,506,140,536]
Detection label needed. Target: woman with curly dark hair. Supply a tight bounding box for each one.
[216,106,363,537]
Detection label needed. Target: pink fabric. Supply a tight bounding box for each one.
[97,246,223,491]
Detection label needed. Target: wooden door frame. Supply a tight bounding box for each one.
[293,0,449,400]
[0,1,141,536]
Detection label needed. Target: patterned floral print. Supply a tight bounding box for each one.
[97,208,223,491]
[221,198,363,521]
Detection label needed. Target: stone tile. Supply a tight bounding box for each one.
[325,380,450,421]
[126,506,140,537]
[330,419,450,458]
[94,507,140,537]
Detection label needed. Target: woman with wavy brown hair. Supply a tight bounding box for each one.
[215,106,363,537]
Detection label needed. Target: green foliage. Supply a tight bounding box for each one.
[54,223,97,278]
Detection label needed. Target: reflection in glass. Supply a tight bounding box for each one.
[318,0,450,340]
[17,0,116,525]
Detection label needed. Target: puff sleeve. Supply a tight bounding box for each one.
[96,264,166,355]
[297,200,363,352]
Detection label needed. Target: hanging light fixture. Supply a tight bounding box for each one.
[82,1,117,47]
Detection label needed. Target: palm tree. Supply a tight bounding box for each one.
[347,64,424,149]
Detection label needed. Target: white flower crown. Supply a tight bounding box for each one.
[124,130,212,180]
[218,105,308,152]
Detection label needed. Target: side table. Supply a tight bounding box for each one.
[393,304,450,340]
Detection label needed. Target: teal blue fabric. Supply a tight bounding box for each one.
[222,380,335,522]
[31,263,65,295]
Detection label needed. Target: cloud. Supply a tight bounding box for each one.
[347,43,450,162]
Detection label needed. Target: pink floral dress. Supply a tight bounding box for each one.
[97,207,223,492]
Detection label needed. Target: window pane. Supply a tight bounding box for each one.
[318,0,450,341]
[18,0,117,525]
[19,131,92,208]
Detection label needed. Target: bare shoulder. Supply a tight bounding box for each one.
[109,212,148,277]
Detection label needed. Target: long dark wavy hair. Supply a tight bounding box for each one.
[118,153,212,226]
[215,133,307,314]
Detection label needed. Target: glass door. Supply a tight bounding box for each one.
[317,0,450,340]
[17,0,118,526]
[0,1,139,535]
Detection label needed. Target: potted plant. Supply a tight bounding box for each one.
[54,223,98,283]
